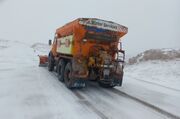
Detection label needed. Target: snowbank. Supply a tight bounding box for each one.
[0,39,10,49]
[125,59,180,90]
[128,48,180,65]
[126,48,180,90]
[31,43,50,55]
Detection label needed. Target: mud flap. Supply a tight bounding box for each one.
[39,63,48,67]
[98,80,115,88]
[71,79,86,88]
[98,77,123,88]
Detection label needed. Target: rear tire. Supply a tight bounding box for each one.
[48,52,54,71]
[64,62,73,88]
[57,59,65,82]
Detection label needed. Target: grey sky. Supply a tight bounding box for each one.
[0,0,179,56]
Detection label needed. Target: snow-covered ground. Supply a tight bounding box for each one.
[31,43,50,56]
[123,49,180,118]
[123,60,180,118]
[0,40,179,119]
[125,60,180,91]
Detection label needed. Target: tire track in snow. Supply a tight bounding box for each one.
[87,82,180,119]
[126,75,180,92]
[72,90,109,119]
[41,67,179,119]
[41,67,109,119]
[108,88,180,119]
[0,68,14,72]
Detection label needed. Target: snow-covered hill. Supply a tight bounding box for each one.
[125,48,180,90]
[0,39,11,50]
[122,49,180,117]
[31,43,50,56]
[125,59,180,90]
[128,48,180,65]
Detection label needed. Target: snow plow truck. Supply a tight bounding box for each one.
[39,18,128,88]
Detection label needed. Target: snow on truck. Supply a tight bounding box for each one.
[39,18,128,88]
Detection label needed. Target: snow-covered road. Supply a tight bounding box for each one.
[0,40,179,119]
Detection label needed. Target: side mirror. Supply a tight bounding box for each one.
[49,39,52,46]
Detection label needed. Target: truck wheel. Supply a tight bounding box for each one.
[64,62,73,88]
[57,59,65,82]
[48,52,54,71]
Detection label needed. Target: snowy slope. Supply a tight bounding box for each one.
[31,43,50,56]
[128,48,180,64]
[123,49,180,117]
[0,41,179,119]
[126,48,180,90]
[0,40,100,119]
[0,39,10,50]
[125,60,180,90]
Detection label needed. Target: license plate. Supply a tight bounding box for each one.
[103,69,110,76]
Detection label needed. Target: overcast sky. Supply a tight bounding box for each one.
[0,0,179,56]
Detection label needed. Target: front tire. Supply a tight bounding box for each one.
[48,52,54,71]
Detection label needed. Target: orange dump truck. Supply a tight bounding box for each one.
[40,18,128,88]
